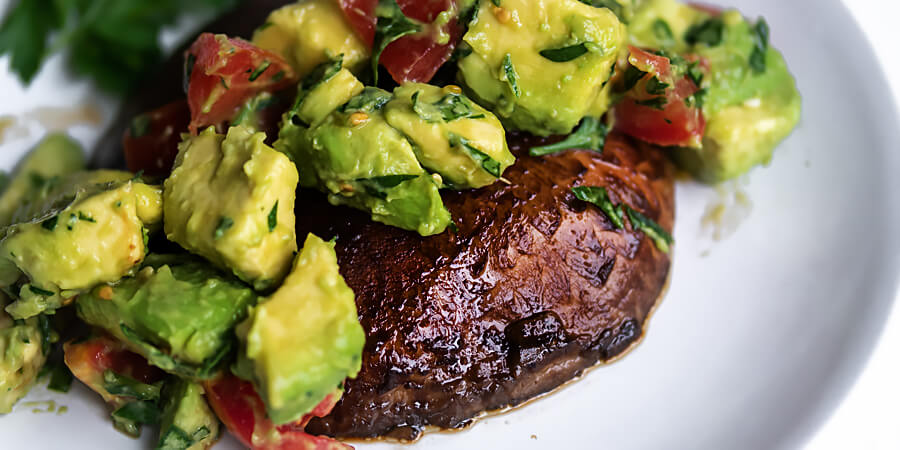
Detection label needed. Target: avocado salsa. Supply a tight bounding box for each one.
[0,0,799,448]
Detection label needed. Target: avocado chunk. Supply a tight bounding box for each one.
[0,300,49,413]
[277,84,452,236]
[252,0,370,79]
[0,133,85,227]
[76,256,257,378]
[0,172,162,319]
[629,0,801,182]
[385,83,516,189]
[164,126,299,290]
[457,0,625,136]
[291,58,365,129]
[157,379,220,450]
[236,234,364,425]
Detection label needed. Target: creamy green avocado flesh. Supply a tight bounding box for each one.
[277,63,452,236]
[0,135,162,319]
[458,0,625,136]
[629,0,801,182]
[165,125,299,290]
[0,299,48,413]
[236,234,365,425]
[157,379,220,450]
[77,255,257,378]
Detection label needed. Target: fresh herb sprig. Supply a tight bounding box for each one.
[0,0,239,93]
[530,117,608,156]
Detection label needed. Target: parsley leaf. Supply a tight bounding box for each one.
[684,17,724,47]
[358,175,420,199]
[652,19,674,45]
[103,370,162,401]
[267,201,278,232]
[749,18,770,74]
[339,87,393,114]
[624,205,673,253]
[539,43,590,62]
[449,133,502,178]
[571,186,624,228]
[372,0,421,84]
[502,53,521,98]
[622,64,647,92]
[530,117,608,156]
[412,91,485,123]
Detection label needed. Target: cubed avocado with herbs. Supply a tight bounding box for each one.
[157,379,220,450]
[252,0,369,79]
[76,256,257,378]
[235,234,364,425]
[0,172,162,319]
[385,83,515,189]
[164,126,299,290]
[629,0,801,182]
[457,0,625,136]
[0,133,85,227]
[0,299,49,413]
[277,86,452,236]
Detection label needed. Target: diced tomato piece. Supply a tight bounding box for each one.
[338,0,377,46]
[64,335,165,405]
[185,33,296,133]
[613,46,707,147]
[338,0,462,83]
[122,100,190,177]
[204,375,350,450]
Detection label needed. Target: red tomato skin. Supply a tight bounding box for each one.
[628,46,673,81]
[338,0,377,46]
[204,375,351,450]
[122,100,190,177]
[186,33,296,133]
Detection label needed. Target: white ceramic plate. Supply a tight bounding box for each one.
[1,0,899,449]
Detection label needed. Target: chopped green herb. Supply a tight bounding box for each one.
[66,213,77,231]
[635,96,668,110]
[267,201,278,232]
[412,91,485,123]
[502,53,521,98]
[539,43,590,62]
[622,64,647,92]
[645,76,669,95]
[530,117,608,156]
[687,61,704,87]
[112,401,160,435]
[686,88,707,109]
[41,215,58,231]
[358,174,419,199]
[624,205,673,253]
[47,363,73,393]
[684,17,724,47]
[652,19,674,44]
[159,426,193,449]
[492,0,501,5]
[449,133,502,177]
[129,114,151,138]
[213,216,233,240]
[749,18,770,74]
[78,211,96,222]
[339,87,393,113]
[248,60,270,81]
[103,370,162,401]
[372,0,421,84]
[571,186,624,228]
[38,315,52,356]
[219,76,229,90]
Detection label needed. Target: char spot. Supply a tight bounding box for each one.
[505,311,570,373]
[590,318,641,360]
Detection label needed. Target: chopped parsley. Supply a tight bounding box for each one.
[213,216,233,240]
[571,186,624,228]
[530,117,608,156]
[412,91,485,123]
[652,19,675,44]
[103,370,162,401]
[28,285,55,297]
[624,205,673,253]
[539,43,590,62]
[687,61,705,87]
[78,211,96,222]
[622,64,647,92]
[645,76,669,95]
[248,60,270,81]
[358,174,420,199]
[684,17,724,47]
[46,362,73,393]
[502,53,521,98]
[267,201,278,232]
[41,215,58,231]
[749,18,770,74]
[372,0,421,84]
[339,87,393,114]
[449,133,502,177]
